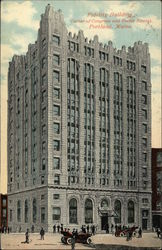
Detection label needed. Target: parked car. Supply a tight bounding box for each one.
[115,226,138,237]
[61,230,92,244]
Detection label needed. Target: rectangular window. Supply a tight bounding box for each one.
[42,74,46,85]
[53,71,60,83]
[42,141,46,154]
[53,194,60,199]
[120,58,122,66]
[41,195,45,200]
[10,209,12,221]
[54,123,60,134]
[70,42,75,51]
[53,157,60,169]
[42,38,46,49]
[142,168,147,177]
[42,58,46,68]
[142,198,148,204]
[53,54,60,65]
[42,158,46,170]
[2,199,6,207]
[42,125,46,136]
[142,95,147,104]
[142,109,147,119]
[53,105,60,116]
[53,207,61,220]
[87,47,91,56]
[42,90,46,103]
[53,88,60,99]
[54,140,60,151]
[92,49,94,58]
[142,138,147,147]
[143,153,147,162]
[42,107,46,119]
[3,208,7,217]
[141,65,147,73]
[54,174,60,185]
[142,81,147,91]
[41,176,45,184]
[142,124,147,133]
[41,207,45,223]
[33,178,36,185]
[53,35,60,46]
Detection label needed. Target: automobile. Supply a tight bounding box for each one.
[61,230,92,245]
[115,226,138,237]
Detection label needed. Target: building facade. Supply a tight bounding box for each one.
[7,5,152,232]
[0,194,8,230]
[152,148,162,229]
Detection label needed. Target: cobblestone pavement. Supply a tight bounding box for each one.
[1,232,162,249]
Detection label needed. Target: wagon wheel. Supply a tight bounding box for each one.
[61,236,66,244]
[133,231,136,237]
[87,237,92,244]
[67,238,72,245]
[120,232,124,237]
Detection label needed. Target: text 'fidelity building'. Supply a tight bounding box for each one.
[7,5,152,232]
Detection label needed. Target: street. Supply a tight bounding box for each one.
[1,232,162,249]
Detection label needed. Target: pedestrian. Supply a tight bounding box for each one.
[156,228,161,238]
[115,224,117,233]
[31,225,34,233]
[61,224,63,232]
[111,224,114,233]
[7,227,10,234]
[40,227,45,240]
[138,227,142,238]
[25,229,29,243]
[57,224,60,233]
[87,224,89,233]
[53,224,56,233]
[105,223,109,234]
[92,225,95,235]
[71,229,76,250]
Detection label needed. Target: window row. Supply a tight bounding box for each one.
[114,56,122,66]
[127,60,136,71]
[99,51,109,61]
[68,41,79,52]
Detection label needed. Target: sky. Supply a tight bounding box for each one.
[1,0,161,193]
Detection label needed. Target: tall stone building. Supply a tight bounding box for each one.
[7,5,152,232]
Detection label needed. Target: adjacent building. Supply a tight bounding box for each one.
[0,194,8,230]
[7,4,152,232]
[152,148,162,229]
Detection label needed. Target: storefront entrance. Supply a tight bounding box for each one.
[101,216,108,230]
[142,219,147,230]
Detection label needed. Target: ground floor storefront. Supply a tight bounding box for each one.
[152,211,162,230]
[8,188,152,232]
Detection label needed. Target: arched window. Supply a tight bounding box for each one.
[69,198,77,224]
[101,199,108,208]
[25,199,29,223]
[85,199,93,223]
[128,200,134,223]
[33,199,37,223]
[17,200,21,222]
[114,200,121,224]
